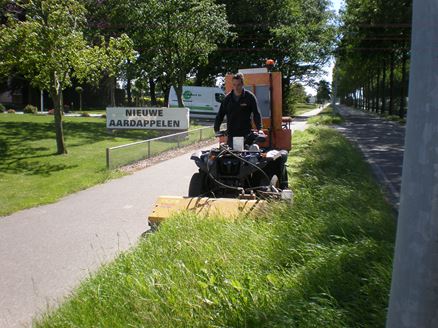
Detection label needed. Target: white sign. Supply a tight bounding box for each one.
[106,107,189,130]
[238,68,268,74]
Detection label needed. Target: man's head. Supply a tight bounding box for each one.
[232,73,244,95]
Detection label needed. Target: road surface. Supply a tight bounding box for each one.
[335,105,405,209]
[0,107,321,327]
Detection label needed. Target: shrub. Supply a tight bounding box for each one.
[7,109,16,114]
[101,114,106,119]
[143,96,165,107]
[0,103,5,112]
[24,104,38,114]
[156,97,165,107]
[81,112,90,117]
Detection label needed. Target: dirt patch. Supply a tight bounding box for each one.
[119,139,217,173]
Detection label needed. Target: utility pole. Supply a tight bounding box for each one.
[386,1,438,327]
[40,90,44,112]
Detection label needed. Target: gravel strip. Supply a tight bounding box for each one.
[119,139,217,173]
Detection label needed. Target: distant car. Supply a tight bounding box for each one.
[169,86,225,120]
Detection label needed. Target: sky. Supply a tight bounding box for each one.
[305,0,344,95]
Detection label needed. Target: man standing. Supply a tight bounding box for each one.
[214,73,263,147]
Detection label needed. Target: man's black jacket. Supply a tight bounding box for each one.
[214,88,262,137]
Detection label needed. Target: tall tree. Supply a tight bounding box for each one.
[316,79,331,103]
[0,0,134,154]
[334,0,412,118]
[132,0,232,107]
[196,0,336,89]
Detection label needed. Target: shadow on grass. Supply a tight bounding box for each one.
[239,127,395,327]
[0,120,159,175]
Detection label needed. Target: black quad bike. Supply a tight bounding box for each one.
[189,131,291,200]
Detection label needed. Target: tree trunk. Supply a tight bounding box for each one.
[365,82,369,111]
[162,85,170,107]
[400,50,408,118]
[369,80,372,111]
[376,68,381,113]
[50,84,67,155]
[79,93,82,111]
[126,77,132,106]
[362,87,366,110]
[389,52,395,115]
[110,76,116,107]
[149,78,157,106]
[175,82,184,107]
[381,60,386,115]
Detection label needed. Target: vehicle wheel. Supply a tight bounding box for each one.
[279,164,289,189]
[270,174,279,188]
[188,172,206,197]
[277,151,289,189]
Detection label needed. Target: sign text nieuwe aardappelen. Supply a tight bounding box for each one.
[106,107,189,130]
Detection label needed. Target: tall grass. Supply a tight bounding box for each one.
[35,126,395,328]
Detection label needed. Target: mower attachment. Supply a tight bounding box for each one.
[148,196,267,225]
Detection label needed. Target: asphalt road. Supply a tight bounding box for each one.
[0,107,322,328]
[335,105,405,209]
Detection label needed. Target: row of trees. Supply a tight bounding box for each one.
[334,0,412,118]
[286,79,331,115]
[0,0,336,154]
[88,0,336,109]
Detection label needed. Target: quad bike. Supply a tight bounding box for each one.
[147,61,293,226]
[188,130,291,201]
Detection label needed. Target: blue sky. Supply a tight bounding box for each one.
[332,0,343,12]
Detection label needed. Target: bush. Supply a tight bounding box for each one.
[24,104,38,114]
[7,109,16,114]
[0,103,5,113]
[81,112,90,117]
[101,114,106,119]
[156,97,165,107]
[142,96,165,107]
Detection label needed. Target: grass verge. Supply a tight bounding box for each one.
[0,114,208,216]
[34,122,396,327]
[308,105,345,125]
[292,102,319,116]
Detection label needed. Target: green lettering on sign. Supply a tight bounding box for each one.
[183,90,192,100]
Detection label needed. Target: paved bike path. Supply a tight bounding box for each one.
[335,105,405,209]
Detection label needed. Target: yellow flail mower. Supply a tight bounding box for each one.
[147,62,294,228]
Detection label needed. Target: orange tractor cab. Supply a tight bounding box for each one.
[222,65,292,151]
[147,61,293,226]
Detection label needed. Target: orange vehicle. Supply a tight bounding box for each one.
[221,60,292,151]
[148,60,293,226]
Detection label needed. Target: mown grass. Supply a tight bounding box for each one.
[292,102,319,116]
[308,105,345,125]
[34,121,396,327]
[0,114,208,216]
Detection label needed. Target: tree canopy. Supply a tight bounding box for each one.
[316,79,331,103]
[0,0,337,126]
[334,0,412,118]
[0,0,134,154]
